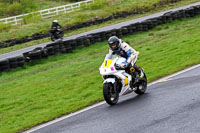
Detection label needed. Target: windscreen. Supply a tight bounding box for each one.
[104,54,113,60]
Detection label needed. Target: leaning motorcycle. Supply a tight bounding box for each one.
[99,53,147,105]
[50,29,64,41]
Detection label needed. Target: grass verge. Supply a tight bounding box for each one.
[0,15,200,133]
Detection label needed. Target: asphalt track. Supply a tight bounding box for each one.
[25,64,200,133]
[1,2,200,61]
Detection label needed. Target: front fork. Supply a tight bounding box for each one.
[113,80,118,93]
[103,78,120,93]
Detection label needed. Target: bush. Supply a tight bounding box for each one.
[6,2,23,16]
[21,0,38,13]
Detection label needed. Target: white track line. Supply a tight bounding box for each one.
[24,101,105,133]
[25,64,200,133]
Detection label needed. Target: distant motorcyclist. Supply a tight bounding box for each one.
[50,20,64,41]
[51,20,62,34]
[108,36,144,78]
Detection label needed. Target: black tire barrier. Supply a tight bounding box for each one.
[75,37,85,47]
[0,56,25,72]
[23,47,48,62]
[21,40,74,63]
[46,46,55,56]
[1,3,200,73]
[83,38,91,46]
[32,47,48,58]
[0,0,184,49]
[18,60,25,67]
[63,40,77,49]
[87,35,95,44]
[0,59,9,66]
[8,57,17,68]
[27,50,42,61]
[59,42,72,53]
[0,64,10,72]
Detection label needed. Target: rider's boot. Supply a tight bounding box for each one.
[135,65,144,78]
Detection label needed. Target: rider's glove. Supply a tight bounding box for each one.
[120,62,129,69]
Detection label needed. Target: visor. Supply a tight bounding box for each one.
[111,44,117,48]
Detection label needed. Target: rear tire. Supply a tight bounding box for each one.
[103,83,119,105]
[134,73,147,95]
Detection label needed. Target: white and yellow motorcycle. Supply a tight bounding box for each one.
[99,53,147,105]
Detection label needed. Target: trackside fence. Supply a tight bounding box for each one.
[0,0,94,25]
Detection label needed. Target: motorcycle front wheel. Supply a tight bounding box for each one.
[51,34,56,41]
[103,83,119,105]
[59,31,64,40]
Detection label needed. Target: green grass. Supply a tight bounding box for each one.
[0,0,199,42]
[35,0,72,10]
[0,15,200,133]
[0,0,72,18]
[0,0,199,55]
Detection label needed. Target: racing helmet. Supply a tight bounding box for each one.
[108,36,120,50]
[53,20,58,23]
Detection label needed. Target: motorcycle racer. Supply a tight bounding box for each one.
[108,36,144,78]
[51,20,62,35]
[50,20,63,41]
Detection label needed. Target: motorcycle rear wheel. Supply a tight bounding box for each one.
[134,73,147,95]
[103,83,119,105]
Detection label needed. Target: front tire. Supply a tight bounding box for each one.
[59,31,64,40]
[103,83,119,105]
[51,35,55,41]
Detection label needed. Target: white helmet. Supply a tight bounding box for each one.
[53,20,58,23]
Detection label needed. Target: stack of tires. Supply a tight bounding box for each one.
[63,40,77,49]
[23,47,48,62]
[22,40,74,62]
[76,37,85,47]
[60,41,73,53]
[0,56,25,72]
[8,56,25,69]
[0,59,10,72]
